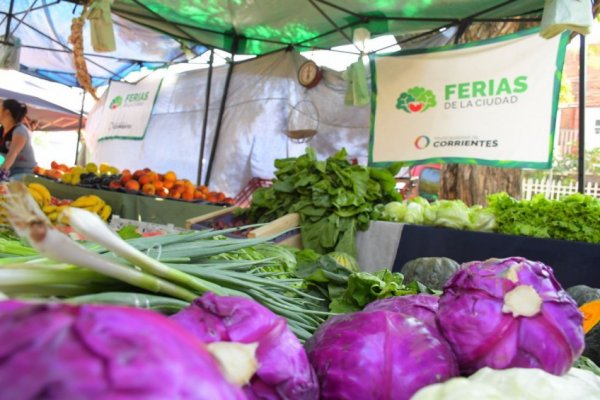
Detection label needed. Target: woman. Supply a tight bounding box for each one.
[0,99,37,180]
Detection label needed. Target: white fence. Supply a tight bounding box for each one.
[522,178,600,200]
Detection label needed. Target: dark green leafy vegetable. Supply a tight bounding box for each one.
[567,285,600,307]
[574,355,600,377]
[243,148,401,256]
[329,269,433,313]
[401,257,460,291]
[116,225,142,240]
[488,192,600,243]
[583,324,600,366]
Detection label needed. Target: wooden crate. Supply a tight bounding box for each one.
[186,209,302,249]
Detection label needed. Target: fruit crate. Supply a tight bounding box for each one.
[185,209,302,248]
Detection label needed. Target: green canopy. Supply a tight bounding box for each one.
[103,0,545,55]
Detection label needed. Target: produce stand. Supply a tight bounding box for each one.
[390,224,600,288]
[24,175,224,228]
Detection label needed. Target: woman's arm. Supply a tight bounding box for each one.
[1,133,27,171]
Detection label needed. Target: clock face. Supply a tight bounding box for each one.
[298,61,320,88]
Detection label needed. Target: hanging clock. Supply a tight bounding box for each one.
[297,60,322,89]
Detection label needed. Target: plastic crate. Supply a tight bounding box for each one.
[109,215,186,235]
[234,178,272,208]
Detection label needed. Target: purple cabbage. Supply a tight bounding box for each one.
[437,257,584,375]
[171,293,319,400]
[305,310,459,400]
[0,300,245,400]
[364,294,439,327]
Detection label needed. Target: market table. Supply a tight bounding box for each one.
[391,224,600,288]
[24,175,225,228]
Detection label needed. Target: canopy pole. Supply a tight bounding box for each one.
[308,0,361,52]
[75,91,86,165]
[578,34,586,194]
[196,49,214,186]
[205,38,238,187]
[4,0,15,39]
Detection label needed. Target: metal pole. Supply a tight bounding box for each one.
[578,34,586,194]
[4,0,15,40]
[75,91,86,165]
[196,49,214,186]
[205,38,238,186]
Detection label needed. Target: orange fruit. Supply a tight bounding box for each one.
[153,180,164,190]
[108,181,122,190]
[183,183,195,196]
[170,192,181,200]
[206,193,219,203]
[163,180,174,189]
[182,191,194,201]
[164,171,177,182]
[125,180,140,192]
[120,174,133,185]
[133,170,145,179]
[156,187,169,198]
[121,169,131,176]
[198,185,209,194]
[171,184,185,195]
[138,173,155,186]
[193,190,206,200]
[142,183,156,195]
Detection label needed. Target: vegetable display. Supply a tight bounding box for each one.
[437,257,584,375]
[244,148,401,256]
[294,252,431,313]
[400,257,460,291]
[364,294,439,327]
[488,192,600,243]
[567,285,600,306]
[0,182,327,340]
[171,293,319,400]
[0,301,245,399]
[412,367,600,400]
[372,197,496,232]
[305,310,458,400]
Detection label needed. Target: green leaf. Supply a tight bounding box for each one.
[117,225,142,240]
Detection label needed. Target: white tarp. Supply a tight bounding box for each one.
[370,29,568,169]
[85,51,370,197]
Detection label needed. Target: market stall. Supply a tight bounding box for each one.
[24,175,224,228]
[0,1,599,399]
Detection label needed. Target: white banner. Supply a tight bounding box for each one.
[97,74,163,141]
[370,29,568,169]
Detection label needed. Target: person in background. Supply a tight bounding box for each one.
[0,99,37,180]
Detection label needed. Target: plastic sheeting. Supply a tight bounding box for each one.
[0,69,85,130]
[85,51,370,197]
[0,0,206,86]
[110,0,545,55]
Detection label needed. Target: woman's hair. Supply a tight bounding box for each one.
[2,99,28,123]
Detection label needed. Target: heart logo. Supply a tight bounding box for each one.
[409,102,423,112]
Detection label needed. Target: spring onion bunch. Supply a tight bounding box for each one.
[0,183,328,340]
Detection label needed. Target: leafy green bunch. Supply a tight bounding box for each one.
[488,192,600,243]
[244,148,401,256]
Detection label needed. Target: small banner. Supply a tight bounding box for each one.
[369,29,568,169]
[97,75,162,141]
